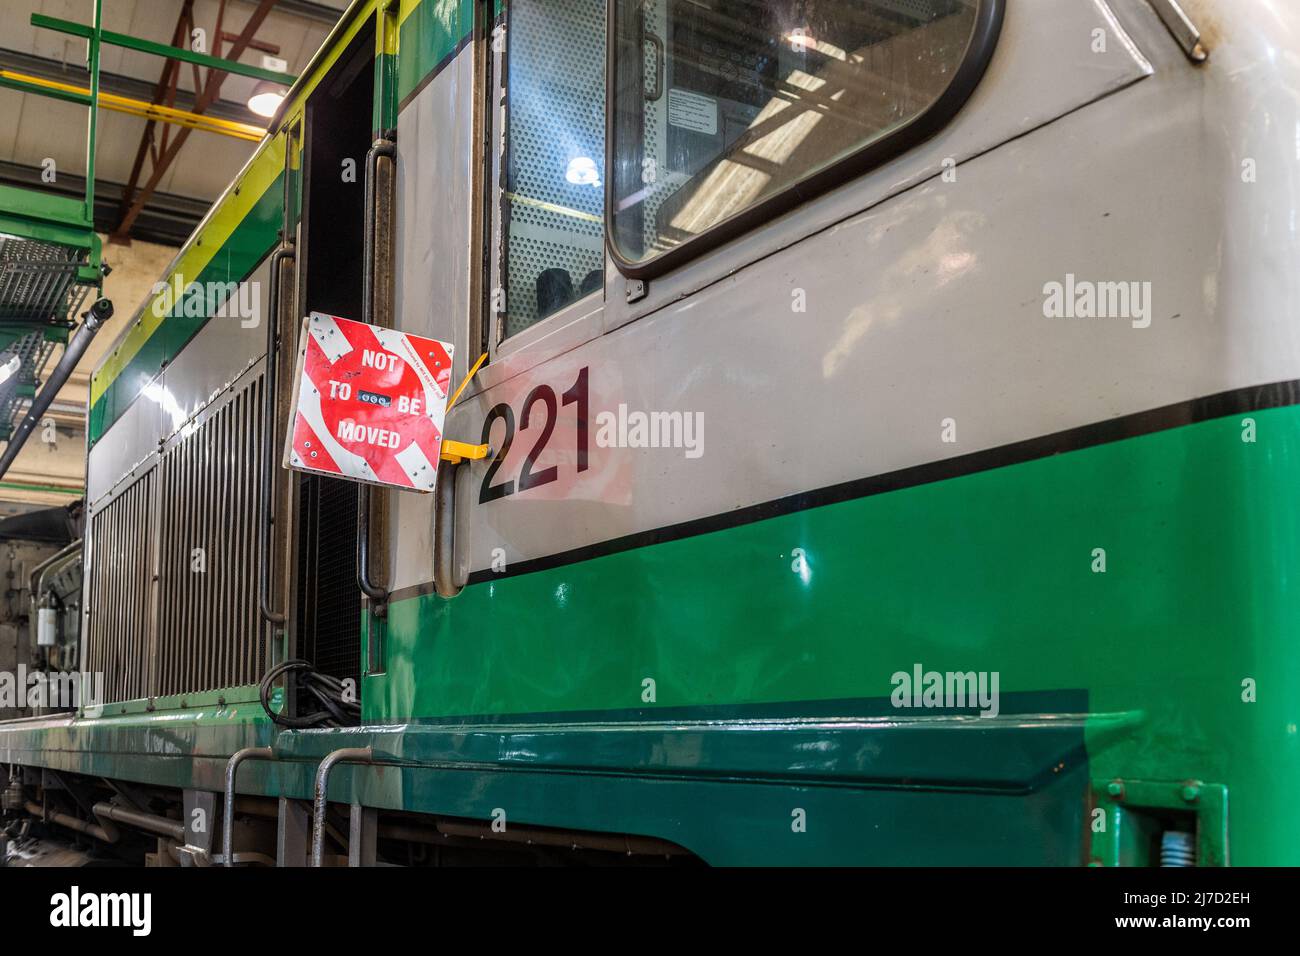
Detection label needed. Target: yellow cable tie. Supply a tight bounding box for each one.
[446,351,488,414]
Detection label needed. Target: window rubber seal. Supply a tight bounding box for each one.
[602,0,1007,281]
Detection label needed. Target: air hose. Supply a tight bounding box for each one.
[259,659,360,729]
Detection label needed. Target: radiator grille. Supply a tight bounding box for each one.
[84,471,155,705]
[85,373,268,705]
[155,376,267,697]
[295,473,361,691]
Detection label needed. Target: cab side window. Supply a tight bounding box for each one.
[489,0,607,343]
[609,0,988,272]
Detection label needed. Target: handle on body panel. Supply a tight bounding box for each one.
[357,138,398,615]
[258,243,295,627]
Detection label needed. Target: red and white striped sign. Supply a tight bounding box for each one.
[283,311,454,492]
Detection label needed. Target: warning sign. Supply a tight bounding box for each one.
[283,311,454,492]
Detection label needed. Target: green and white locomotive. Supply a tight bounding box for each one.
[3,0,1299,866]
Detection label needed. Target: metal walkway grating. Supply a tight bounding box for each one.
[0,236,89,323]
[0,236,90,439]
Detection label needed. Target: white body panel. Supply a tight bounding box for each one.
[381,0,1300,589]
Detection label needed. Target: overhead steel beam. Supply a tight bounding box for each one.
[0,69,264,142]
[122,0,194,231]
[111,0,281,241]
[220,32,281,55]
[117,0,203,244]
[232,0,345,25]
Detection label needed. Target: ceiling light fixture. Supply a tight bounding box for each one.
[247,80,287,119]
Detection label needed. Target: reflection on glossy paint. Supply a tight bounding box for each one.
[822,303,889,378]
[938,250,977,283]
[142,381,187,432]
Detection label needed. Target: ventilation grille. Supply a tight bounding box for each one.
[295,474,361,691]
[84,373,268,705]
[84,471,154,706]
[154,375,267,698]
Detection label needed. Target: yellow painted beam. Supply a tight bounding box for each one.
[0,69,266,142]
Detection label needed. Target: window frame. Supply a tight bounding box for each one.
[602,0,1006,280]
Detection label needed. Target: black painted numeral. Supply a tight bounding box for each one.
[518,385,559,491]
[478,403,515,503]
[477,367,590,502]
[561,365,589,473]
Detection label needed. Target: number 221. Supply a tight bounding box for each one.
[478,366,588,503]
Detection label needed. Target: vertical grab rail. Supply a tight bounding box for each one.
[258,240,294,626]
[260,122,299,629]
[357,138,397,617]
[433,460,464,598]
[222,746,275,866]
[310,746,376,867]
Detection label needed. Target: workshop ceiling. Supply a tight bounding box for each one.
[0,0,350,245]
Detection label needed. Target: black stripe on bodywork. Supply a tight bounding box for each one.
[385,378,1300,600]
[396,31,475,115]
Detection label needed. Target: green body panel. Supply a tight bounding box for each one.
[6,405,1299,863]
[396,0,474,109]
[0,702,1089,865]
[376,50,400,133]
[369,403,1293,747]
[362,404,1298,863]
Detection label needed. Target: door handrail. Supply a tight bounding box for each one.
[357,138,397,616]
[258,241,295,626]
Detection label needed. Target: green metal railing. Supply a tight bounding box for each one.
[30,13,297,86]
[0,1,104,286]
